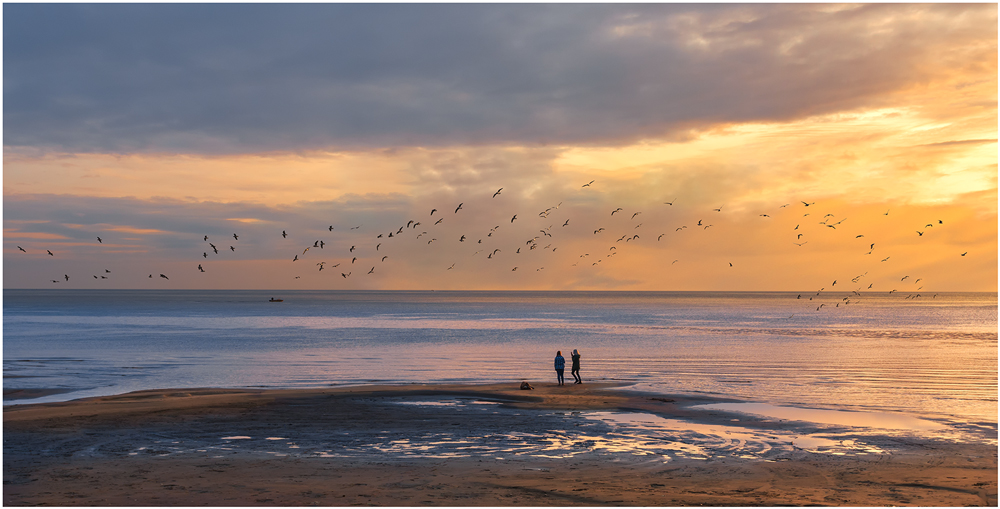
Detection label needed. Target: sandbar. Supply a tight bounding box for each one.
[4,382,997,506]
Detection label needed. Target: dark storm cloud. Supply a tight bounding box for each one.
[4,3,995,154]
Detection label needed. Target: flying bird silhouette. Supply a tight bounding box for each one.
[17,246,25,252]
[97,237,102,243]
[582,180,594,187]
[455,203,464,213]
[493,188,503,198]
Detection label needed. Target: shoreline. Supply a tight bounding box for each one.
[5,382,997,506]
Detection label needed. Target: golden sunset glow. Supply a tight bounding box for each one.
[4,3,996,291]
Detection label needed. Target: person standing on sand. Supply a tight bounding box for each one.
[554,351,566,386]
[571,349,582,384]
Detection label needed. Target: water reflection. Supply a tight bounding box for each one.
[692,402,946,430]
[124,400,938,463]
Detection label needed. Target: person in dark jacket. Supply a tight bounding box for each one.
[571,349,582,384]
[554,351,566,386]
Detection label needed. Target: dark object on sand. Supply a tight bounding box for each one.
[520,382,533,390]
[269,298,283,302]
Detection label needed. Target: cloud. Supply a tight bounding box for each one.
[5,177,995,291]
[5,3,995,154]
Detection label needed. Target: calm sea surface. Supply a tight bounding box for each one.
[3,290,996,424]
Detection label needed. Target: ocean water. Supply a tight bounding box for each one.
[3,290,996,425]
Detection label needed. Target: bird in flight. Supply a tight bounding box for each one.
[664,199,675,206]
[455,203,464,213]
[632,212,641,219]
[233,233,239,241]
[562,219,569,227]
[801,201,814,206]
[198,264,205,272]
[159,274,169,280]
[230,246,235,251]
[282,230,287,238]
[64,274,69,281]
[582,180,595,187]
[47,250,54,256]
[17,246,25,252]
[204,235,208,241]
[493,188,503,198]
[97,237,102,243]
[611,208,623,215]
[713,206,723,212]
[430,209,437,216]
[511,215,517,223]
[961,252,968,256]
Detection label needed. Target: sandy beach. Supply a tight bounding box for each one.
[4,382,997,506]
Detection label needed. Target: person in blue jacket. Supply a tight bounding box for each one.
[554,351,566,386]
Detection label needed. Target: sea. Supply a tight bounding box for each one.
[3,290,997,426]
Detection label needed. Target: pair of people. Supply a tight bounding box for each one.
[554,349,582,386]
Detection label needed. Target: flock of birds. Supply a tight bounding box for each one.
[16,179,969,311]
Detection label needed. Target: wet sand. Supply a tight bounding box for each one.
[4,382,997,506]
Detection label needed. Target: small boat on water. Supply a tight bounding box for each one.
[269,298,284,302]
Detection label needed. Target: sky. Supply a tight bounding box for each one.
[3,3,997,292]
